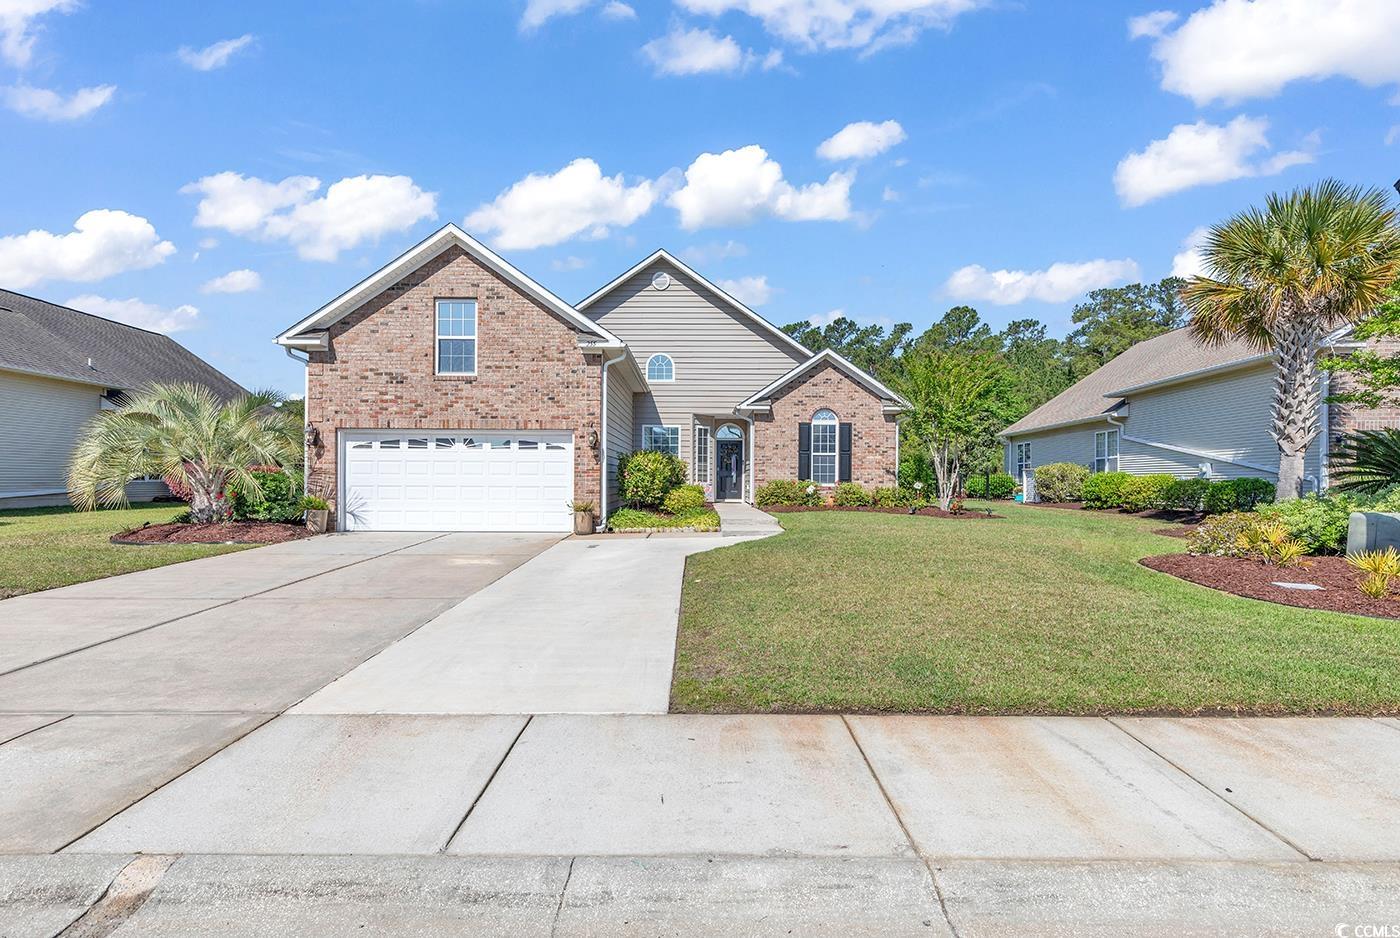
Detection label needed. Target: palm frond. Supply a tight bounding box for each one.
[1331,429,1400,494]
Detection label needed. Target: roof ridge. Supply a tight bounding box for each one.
[0,287,169,340]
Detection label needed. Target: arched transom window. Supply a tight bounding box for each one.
[646,354,675,382]
[811,409,838,484]
[715,423,743,440]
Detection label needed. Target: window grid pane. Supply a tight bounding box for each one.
[436,300,477,338]
[694,427,711,483]
[644,426,679,456]
[647,355,674,381]
[438,338,475,374]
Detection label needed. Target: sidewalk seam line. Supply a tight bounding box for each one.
[0,533,451,680]
[841,715,961,938]
[0,712,71,747]
[437,714,533,853]
[549,855,576,937]
[1104,716,1315,861]
[1371,717,1400,735]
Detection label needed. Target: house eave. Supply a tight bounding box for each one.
[999,410,1125,440]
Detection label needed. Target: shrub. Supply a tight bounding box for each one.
[1119,474,1176,512]
[966,472,1016,499]
[833,482,871,507]
[229,468,304,522]
[1033,462,1090,503]
[1202,477,1277,514]
[1081,471,1131,509]
[898,448,936,493]
[755,479,820,507]
[619,450,687,508]
[1187,511,1261,558]
[608,507,721,531]
[1163,478,1211,513]
[1254,493,1353,554]
[301,495,329,512]
[662,484,706,516]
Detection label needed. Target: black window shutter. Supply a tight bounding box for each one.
[838,422,853,482]
[797,422,811,479]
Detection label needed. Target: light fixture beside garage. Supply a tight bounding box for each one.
[588,429,599,451]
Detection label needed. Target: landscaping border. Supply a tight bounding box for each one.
[1141,553,1400,620]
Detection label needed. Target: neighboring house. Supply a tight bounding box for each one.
[0,289,247,509]
[1000,326,1395,495]
[275,224,907,533]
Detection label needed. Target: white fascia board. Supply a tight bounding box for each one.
[274,224,620,346]
[578,248,812,358]
[736,348,909,410]
[1102,353,1272,398]
[999,410,1124,440]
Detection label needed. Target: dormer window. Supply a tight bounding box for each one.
[646,353,675,382]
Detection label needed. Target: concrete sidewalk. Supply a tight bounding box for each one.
[714,500,784,536]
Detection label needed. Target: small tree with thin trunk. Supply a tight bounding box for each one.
[895,348,1015,511]
[68,383,301,522]
[1184,180,1400,500]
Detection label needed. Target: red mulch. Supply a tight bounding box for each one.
[1141,553,1400,619]
[112,521,313,545]
[763,505,1003,519]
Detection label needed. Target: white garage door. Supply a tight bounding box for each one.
[340,430,574,532]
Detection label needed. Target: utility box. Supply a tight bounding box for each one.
[1346,511,1400,555]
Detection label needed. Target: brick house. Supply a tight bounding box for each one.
[275,225,906,532]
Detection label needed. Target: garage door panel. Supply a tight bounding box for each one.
[340,430,574,532]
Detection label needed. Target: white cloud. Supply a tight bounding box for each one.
[675,0,985,52]
[881,186,900,202]
[944,258,1140,305]
[1127,10,1177,39]
[182,172,438,261]
[601,1,636,19]
[465,158,657,250]
[808,308,846,327]
[1170,226,1210,279]
[1386,125,1400,147]
[1114,116,1315,207]
[2,84,114,121]
[1142,0,1400,105]
[200,268,261,294]
[66,295,199,334]
[520,0,593,30]
[642,26,746,75]
[178,34,255,71]
[0,210,175,288]
[197,237,218,250]
[551,255,589,271]
[817,119,906,161]
[718,275,772,306]
[682,239,748,264]
[760,48,784,70]
[668,144,853,229]
[0,0,77,67]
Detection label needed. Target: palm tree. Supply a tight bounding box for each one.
[1184,180,1400,499]
[68,383,302,523]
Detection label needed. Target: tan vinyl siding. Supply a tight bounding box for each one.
[1119,364,1322,485]
[585,261,806,475]
[0,369,170,507]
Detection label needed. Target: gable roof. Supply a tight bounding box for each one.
[1000,327,1263,437]
[576,249,812,358]
[0,288,246,399]
[736,348,909,412]
[275,224,622,348]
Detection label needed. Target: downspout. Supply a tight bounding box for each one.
[1319,371,1331,492]
[599,348,625,522]
[284,346,310,496]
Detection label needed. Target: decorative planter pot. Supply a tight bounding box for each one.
[573,510,596,535]
[306,509,330,535]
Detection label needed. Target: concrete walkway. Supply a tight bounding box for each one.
[714,499,784,536]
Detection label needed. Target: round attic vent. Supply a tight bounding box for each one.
[651,271,671,291]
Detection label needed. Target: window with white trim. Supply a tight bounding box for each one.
[1094,430,1119,473]
[646,354,675,382]
[642,425,679,456]
[1015,441,1032,478]
[694,425,711,483]
[436,299,477,375]
[811,409,838,485]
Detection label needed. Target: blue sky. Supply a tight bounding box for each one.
[2,0,1397,394]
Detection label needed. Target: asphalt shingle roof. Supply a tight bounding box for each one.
[1001,327,1262,436]
[0,289,246,400]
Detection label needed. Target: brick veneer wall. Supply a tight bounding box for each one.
[1328,335,1400,445]
[751,361,898,489]
[304,245,604,509]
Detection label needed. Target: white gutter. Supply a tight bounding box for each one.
[599,348,626,522]
[1319,371,1331,491]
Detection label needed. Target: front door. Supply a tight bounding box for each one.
[716,439,744,500]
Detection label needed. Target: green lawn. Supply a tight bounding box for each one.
[672,505,1400,715]
[0,504,251,598]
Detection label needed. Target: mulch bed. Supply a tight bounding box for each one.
[1026,502,1203,525]
[1141,553,1400,619]
[1152,527,1193,538]
[763,505,1003,519]
[112,521,313,545]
